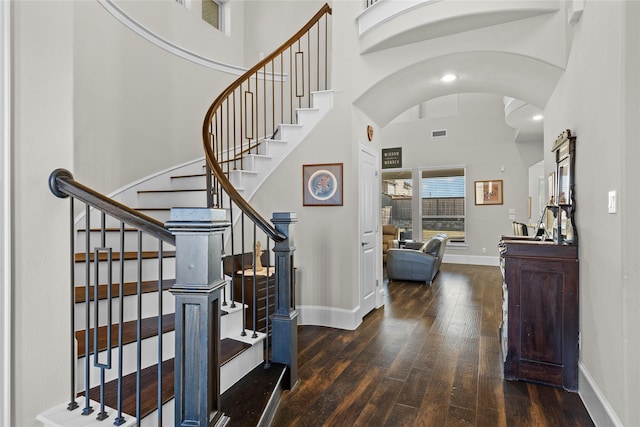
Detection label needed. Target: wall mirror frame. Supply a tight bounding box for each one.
[551,129,577,245]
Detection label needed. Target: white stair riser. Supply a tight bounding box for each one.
[139,399,174,427]
[259,139,288,158]
[170,174,206,191]
[73,257,176,286]
[278,124,304,142]
[220,303,246,339]
[295,108,320,127]
[76,331,176,391]
[244,155,272,177]
[137,190,207,209]
[220,341,264,394]
[135,209,172,223]
[76,230,175,254]
[74,291,175,330]
[228,170,257,190]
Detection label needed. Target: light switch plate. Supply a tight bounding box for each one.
[608,191,617,214]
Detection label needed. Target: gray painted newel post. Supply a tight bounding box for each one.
[270,212,299,389]
[166,208,230,427]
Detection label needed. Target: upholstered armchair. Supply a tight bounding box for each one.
[382,224,398,263]
[386,234,448,284]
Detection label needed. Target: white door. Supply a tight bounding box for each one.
[359,144,378,317]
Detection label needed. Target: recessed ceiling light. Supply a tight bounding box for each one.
[440,74,457,83]
[532,114,544,121]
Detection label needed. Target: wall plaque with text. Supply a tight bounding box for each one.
[382,147,402,169]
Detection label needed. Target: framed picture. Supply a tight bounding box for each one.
[548,172,556,203]
[474,180,503,205]
[303,163,343,206]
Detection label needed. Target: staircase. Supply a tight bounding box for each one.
[40,4,332,425]
[39,93,332,427]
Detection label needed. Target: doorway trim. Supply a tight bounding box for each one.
[1,1,12,424]
[358,143,383,314]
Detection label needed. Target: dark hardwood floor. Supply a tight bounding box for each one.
[271,263,594,427]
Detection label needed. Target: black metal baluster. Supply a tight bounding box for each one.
[82,204,93,416]
[136,231,142,422]
[241,213,246,336]
[68,197,79,411]
[114,222,126,426]
[252,224,258,339]
[94,245,112,421]
[94,212,112,421]
[229,203,236,309]
[264,237,271,368]
[157,239,163,425]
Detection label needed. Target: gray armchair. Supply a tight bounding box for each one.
[386,234,448,284]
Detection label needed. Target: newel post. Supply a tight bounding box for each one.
[166,208,230,427]
[270,212,299,389]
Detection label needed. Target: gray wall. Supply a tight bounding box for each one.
[11,2,73,425]
[544,2,640,424]
[381,93,542,260]
[73,0,245,194]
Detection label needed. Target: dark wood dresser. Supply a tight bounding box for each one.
[499,237,579,391]
[231,272,275,334]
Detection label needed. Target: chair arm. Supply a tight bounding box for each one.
[386,249,437,283]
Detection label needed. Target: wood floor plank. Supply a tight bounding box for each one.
[395,367,431,409]
[384,403,418,427]
[272,264,594,427]
[352,377,404,427]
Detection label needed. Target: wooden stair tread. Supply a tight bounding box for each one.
[171,173,206,179]
[75,279,175,303]
[77,227,138,232]
[76,313,176,358]
[137,189,205,194]
[220,338,252,366]
[221,363,287,426]
[75,308,232,357]
[82,338,252,419]
[74,251,176,263]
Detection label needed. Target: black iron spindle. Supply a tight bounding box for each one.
[135,231,142,422]
[240,213,247,336]
[251,224,258,339]
[114,222,126,426]
[157,239,163,425]
[68,197,79,411]
[82,204,93,416]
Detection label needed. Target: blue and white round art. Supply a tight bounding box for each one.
[308,169,337,201]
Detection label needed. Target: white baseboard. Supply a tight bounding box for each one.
[579,361,623,427]
[443,253,500,266]
[297,305,362,330]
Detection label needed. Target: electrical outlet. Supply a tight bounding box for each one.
[482,247,487,253]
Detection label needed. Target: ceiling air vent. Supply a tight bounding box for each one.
[431,129,447,138]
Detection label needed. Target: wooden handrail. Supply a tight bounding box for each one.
[49,168,175,245]
[202,3,332,242]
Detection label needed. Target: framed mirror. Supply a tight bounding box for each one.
[551,129,577,244]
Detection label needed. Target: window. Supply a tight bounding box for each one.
[381,171,413,240]
[420,168,465,243]
[202,0,223,31]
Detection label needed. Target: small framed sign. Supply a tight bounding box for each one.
[382,147,402,169]
[474,180,504,205]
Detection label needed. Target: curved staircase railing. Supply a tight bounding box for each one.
[202,3,332,240]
